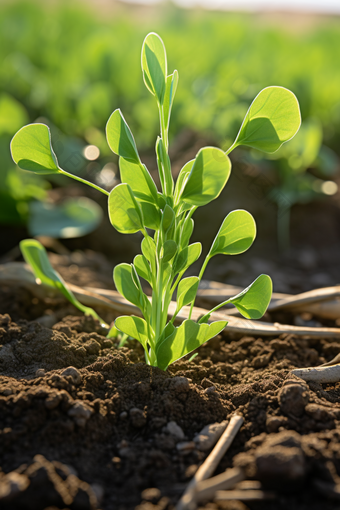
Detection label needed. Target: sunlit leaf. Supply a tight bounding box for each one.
[173,242,202,275]
[119,157,158,204]
[174,159,194,205]
[161,240,177,263]
[134,254,152,284]
[230,274,272,319]
[108,183,144,234]
[176,277,199,311]
[163,70,179,129]
[181,147,231,206]
[115,315,149,351]
[233,86,301,153]
[106,109,140,163]
[156,319,227,370]
[20,239,106,325]
[141,32,167,104]
[210,209,256,257]
[113,263,143,309]
[11,123,60,175]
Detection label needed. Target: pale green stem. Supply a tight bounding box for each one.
[198,297,233,324]
[225,141,238,156]
[58,169,109,196]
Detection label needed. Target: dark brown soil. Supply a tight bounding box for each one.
[1,283,340,510]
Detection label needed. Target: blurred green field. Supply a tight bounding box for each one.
[1,0,340,242]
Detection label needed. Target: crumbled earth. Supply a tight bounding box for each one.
[1,287,340,510]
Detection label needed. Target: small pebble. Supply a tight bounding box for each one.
[165,421,185,440]
[203,386,216,395]
[35,369,45,377]
[68,400,93,427]
[141,487,161,503]
[61,367,82,385]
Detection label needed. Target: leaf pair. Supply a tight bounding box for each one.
[155,319,228,370]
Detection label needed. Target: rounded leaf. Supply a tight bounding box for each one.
[181,147,231,206]
[176,277,199,311]
[119,157,158,204]
[141,32,167,104]
[113,263,141,308]
[11,123,60,175]
[108,183,144,234]
[106,109,140,163]
[234,86,301,153]
[230,274,272,319]
[115,316,149,351]
[210,210,256,257]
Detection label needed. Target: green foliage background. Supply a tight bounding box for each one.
[1,0,340,227]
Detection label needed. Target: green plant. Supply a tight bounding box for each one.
[10,33,301,370]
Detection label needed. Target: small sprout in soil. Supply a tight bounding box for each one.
[10,32,301,370]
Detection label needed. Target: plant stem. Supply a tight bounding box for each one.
[225,141,237,156]
[59,169,109,196]
[198,297,233,324]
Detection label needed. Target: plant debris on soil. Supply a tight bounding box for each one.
[1,280,340,510]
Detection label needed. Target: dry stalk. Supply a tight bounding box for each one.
[215,489,276,501]
[2,262,340,339]
[291,365,340,383]
[176,415,243,510]
[194,468,244,503]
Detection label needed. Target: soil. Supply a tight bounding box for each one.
[1,133,340,509]
[1,281,340,510]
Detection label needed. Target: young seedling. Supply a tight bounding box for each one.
[10,32,301,370]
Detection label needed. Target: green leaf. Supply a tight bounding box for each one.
[113,263,143,309]
[233,86,301,153]
[180,217,194,248]
[230,274,272,319]
[176,277,199,311]
[141,32,167,104]
[20,239,106,326]
[28,197,102,239]
[115,316,149,351]
[11,123,60,175]
[139,202,161,231]
[156,319,227,370]
[174,159,194,204]
[141,237,156,264]
[181,147,231,206]
[161,240,177,263]
[156,137,174,196]
[163,70,179,129]
[106,109,140,163]
[119,157,158,204]
[173,242,202,275]
[161,204,175,234]
[134,254,152,285]
[108,183,144,234]
[210,210,256,257]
